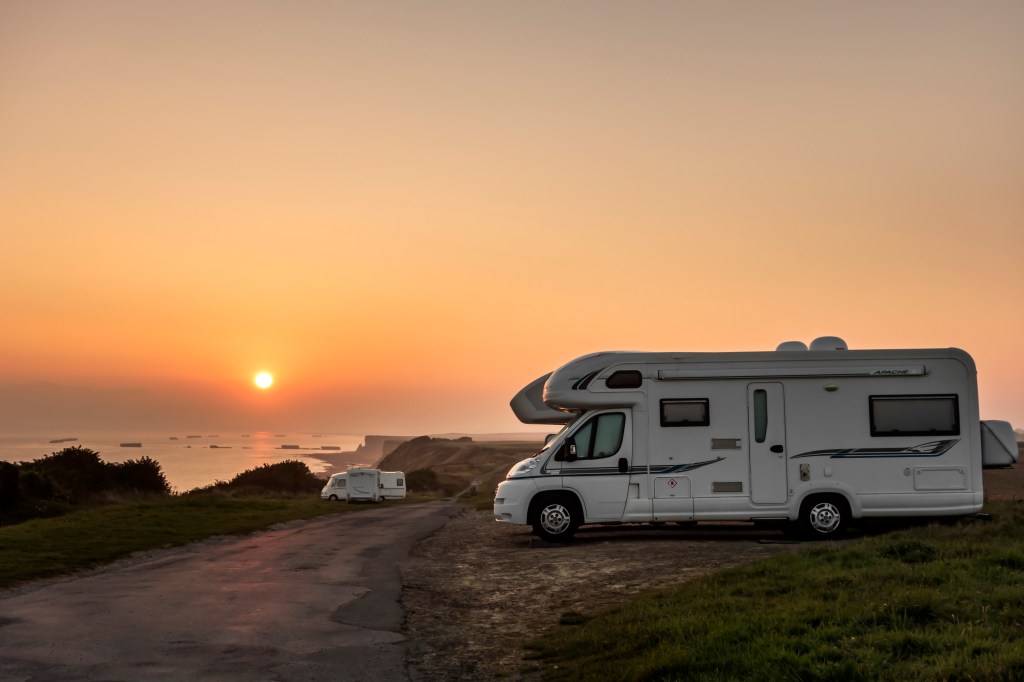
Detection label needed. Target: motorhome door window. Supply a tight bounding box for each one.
[753,389,768,443]
[570,413,626,459]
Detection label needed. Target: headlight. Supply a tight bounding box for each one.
[507,457,540,479]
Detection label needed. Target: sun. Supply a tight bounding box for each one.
[254,372,274,389]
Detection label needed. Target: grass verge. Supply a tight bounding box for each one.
[534,501,1024,681]
[463,463,516,512]
[0,495,418,589]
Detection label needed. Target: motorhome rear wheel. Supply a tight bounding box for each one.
[799,495,850,539]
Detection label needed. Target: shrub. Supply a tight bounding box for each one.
[189,461,323,495]
[0,462,18,508]
[111,457,172,495]
[1,447,171,526]
[407,468,440,491]
[24,447,107,502]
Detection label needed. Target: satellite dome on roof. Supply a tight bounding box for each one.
[776,341,809,351]
[810,336,849,351]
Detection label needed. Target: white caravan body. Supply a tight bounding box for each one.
[495,344,1018,540]
[320,472,348,501]
[379,471,407,499]
[346,468,381,502]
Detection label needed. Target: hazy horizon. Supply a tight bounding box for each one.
[2,1,1021,435]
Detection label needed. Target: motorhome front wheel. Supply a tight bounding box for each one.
[531,495,580,543]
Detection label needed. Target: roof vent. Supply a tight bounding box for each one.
[776,341,809,351]
[810,336,849,351]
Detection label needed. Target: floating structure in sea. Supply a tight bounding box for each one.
[320,445,341,450]
[49,437,78,444]
[120,442,142,448]
[279,444,300,450]
[187,435,202,439]
[209,445,232,449]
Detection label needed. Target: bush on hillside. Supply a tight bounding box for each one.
[110,457,172,496]
[0,447,171,526]
[24,447,107,502]
[0,462,18,504]
[406,468,461,497]
[406,468,440,491]
[187,460,323,496]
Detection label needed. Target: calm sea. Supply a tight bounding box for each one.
[0,431,369,493]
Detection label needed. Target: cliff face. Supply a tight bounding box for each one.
[350,435,411,466]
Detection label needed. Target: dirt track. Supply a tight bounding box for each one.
[402,463,1024,681]
[401,512,797,680]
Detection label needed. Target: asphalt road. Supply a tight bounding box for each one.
[0,502,459,682]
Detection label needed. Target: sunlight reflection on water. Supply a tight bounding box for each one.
[0,431,367,492]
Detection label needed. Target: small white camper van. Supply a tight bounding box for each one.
[494,339,1018,542]
[321,472,348,501]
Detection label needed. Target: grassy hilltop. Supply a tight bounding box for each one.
[378,435,538,503]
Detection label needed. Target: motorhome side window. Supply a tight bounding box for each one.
[566,413,626,460]
[660,399,710,427]
[606,370,642,389]
[869,395,960,437]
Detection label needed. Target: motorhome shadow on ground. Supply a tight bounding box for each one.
[494,338,1019,542]
[321,469,406,502]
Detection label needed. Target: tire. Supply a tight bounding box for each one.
[328,494,338,501]
[530,494,581,543]
[799,495,850,539]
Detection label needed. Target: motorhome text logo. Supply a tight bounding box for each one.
[872,369,911,375]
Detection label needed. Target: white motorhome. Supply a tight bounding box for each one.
[321,472,348,501]
[379,471,407,500]
[494,338,1018,542]
[346,468,381,502]
[330,468,406,502]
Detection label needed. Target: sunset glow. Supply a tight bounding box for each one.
[0,2,1020,436]
[255,373,274,390]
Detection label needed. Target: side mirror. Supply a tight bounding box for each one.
[564,438,578,462]
[544,433,556,446]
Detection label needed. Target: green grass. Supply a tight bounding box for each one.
[463,463,517,511]
[0,495,415,589]
[534,502,1024,681]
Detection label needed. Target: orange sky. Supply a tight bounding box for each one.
[1,1,1021,436]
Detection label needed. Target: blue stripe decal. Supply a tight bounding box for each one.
[649,457,725,474]
[551,458,727,477]
[791,439,959,460]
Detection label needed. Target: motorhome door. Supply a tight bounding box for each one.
[556,410,632,521]
[748,383,788,504]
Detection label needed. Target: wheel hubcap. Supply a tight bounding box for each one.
[540,503,571,535]
[809,502,841,533]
